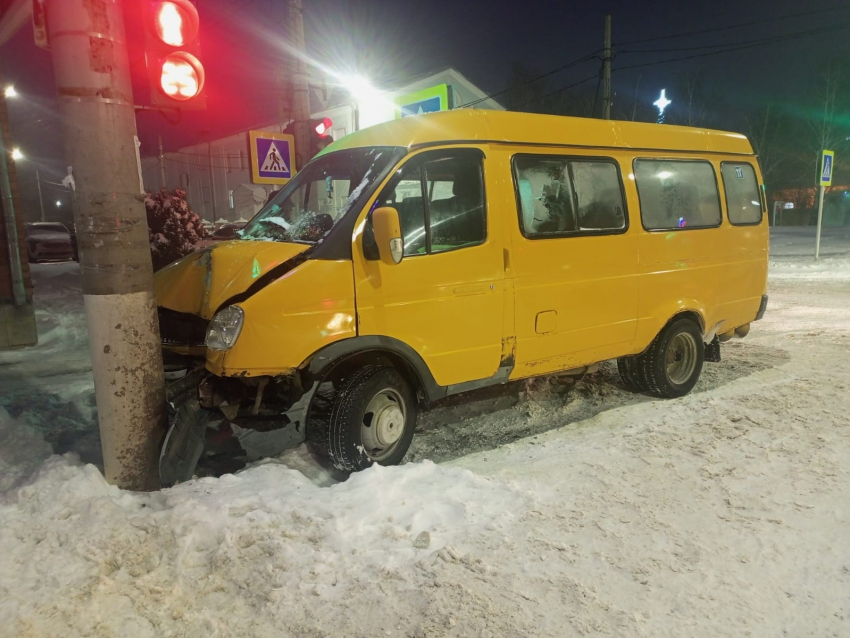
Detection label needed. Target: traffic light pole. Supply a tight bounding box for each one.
[287,0,311,170]
[46,0,167,490]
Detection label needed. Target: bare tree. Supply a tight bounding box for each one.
[746,104,787,187]
[630,74,642,122]
[667,68,719,128]
[806,62,848,182]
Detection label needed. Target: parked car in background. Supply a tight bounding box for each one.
[24,222,76,262]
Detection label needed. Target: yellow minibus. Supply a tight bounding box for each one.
[155,110,768,482]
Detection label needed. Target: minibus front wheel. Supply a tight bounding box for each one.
[326,365,418,472]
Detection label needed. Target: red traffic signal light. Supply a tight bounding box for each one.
[160,52,205,101]
[145,0,206,108]
[314,117,333,137]
[154,1,198,46]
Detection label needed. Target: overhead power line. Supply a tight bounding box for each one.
[515,66,604,110]
[614,4,850,46]
[619,21,850,54]
[613,21,850,73]
[469,5,849,113]
[456,50,603,110]
[519,18,850,110]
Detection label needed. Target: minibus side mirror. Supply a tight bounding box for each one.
[371,206,404,265]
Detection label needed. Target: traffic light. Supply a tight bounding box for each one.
[144,0,206,108]
[283,118,334,167]
[310,117,334,157]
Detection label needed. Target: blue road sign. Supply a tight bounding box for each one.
[249,131,296,185]
[820,150,834,186]
[394,84,452,119]
[398,96,442,118]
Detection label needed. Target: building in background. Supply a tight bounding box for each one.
[141,68,504,223]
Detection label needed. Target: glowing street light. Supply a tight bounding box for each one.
[653,89,671,124]
[341,74,377,101]
[56,200,62,207]
[339,74,387,131]
[4,85,17,98]
[11,148,23,161]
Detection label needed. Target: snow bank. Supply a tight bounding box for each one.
[0,450,530,637]
[0,408,53,492]
[769,227,850,280]
[770,255,850,280]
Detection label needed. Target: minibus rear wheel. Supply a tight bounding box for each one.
[640,317,705,398]
[616,356,648,392]
[326,365,418,472]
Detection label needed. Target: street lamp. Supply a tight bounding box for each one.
[341,75,376,100]
[340,74,383,132]
[4,85,17,98]
[653,89,671,124]
[11,148,23,161]
[56,200,62,207]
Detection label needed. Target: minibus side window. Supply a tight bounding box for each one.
[373,150,486,256]
[720,162,762,225]
[633,159,722,230]
[513,156,627,238]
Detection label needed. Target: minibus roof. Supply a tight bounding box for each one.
[319,109,754,158]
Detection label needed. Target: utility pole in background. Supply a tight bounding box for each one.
[46,0,167,491]
[602,14,612,120]
[35,169,45,221]
[287,0,310,171]
[158,135,167,189]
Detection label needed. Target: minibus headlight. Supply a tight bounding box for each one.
[205,305,244,351]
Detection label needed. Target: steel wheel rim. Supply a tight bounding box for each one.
[361,387,406,462]
[666,332,698,385]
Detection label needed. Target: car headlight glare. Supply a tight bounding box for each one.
[205,305,244,351]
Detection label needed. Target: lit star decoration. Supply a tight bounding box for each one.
[654,89,671,124]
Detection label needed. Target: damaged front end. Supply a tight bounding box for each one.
[154,240,318,485]
[159,353,315,486]
[154,237,356,486]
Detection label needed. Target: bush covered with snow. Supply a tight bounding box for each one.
[145,188,208,271]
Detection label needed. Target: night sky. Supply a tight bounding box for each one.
[1,0,847,217]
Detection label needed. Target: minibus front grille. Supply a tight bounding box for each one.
[158,307,209,346]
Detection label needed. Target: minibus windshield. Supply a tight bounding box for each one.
[241,147,400,244]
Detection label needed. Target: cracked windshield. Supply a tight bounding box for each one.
[240,147,399,243]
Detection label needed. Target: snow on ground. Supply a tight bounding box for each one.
[1,229,849,637]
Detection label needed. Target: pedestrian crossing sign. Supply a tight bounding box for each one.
[250,131,296,185]
[820,150,834,187]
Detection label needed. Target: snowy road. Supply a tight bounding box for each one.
[1,229,848,637]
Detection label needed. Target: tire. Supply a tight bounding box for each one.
[617,355,647,392]
[327,366,417,472]
[638,317,704,398]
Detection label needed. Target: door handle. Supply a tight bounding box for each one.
[452,284,487,296]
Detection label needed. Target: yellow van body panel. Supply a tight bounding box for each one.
[207,259,356,377]
[499,147,641,378]
[351,145,506,387]
[320,109,754,158]
[155,240,310,319]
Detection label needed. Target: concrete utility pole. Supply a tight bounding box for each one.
[287,0,310,170]
[46,0,167,491]
[602,14,612,120]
